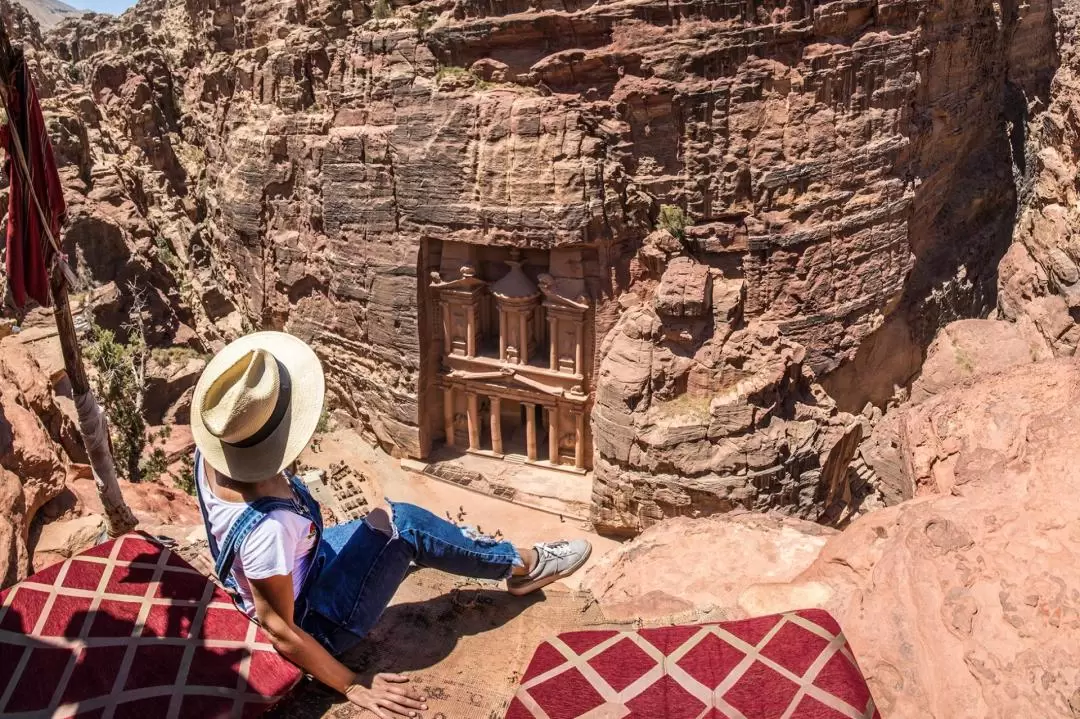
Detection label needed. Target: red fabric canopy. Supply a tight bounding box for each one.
[2,47,65,308]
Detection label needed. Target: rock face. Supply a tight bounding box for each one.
[5,0,1057,531]
[582,511,836,621]
[907,318,1050,404]
[12,0,79,30]
[589,356,1080,718]
[998,0,1080,356]
[592,233,863,534]
[0,340,72,587]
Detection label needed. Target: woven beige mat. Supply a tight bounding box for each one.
[267,568,613,719]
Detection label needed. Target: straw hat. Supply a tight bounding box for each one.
[191,332,325,483]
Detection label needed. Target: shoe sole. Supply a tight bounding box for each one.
[506,543,593,597]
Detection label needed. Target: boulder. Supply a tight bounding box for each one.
[0,341,69,589]
[908,319,1049,404]
[654,257,712,318]
[592,357,1080,718]
[581,512,836,622]
[68,474,201,543]
[32,514,106,571]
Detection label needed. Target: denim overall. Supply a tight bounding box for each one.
[193,451,523,657]
[193,449,326,625]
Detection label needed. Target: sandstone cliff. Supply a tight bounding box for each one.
[998,0,1080,355]
[587,332,1080,718]
[0,0,1067,533]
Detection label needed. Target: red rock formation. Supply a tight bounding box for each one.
[0,0,1063,532]
[0,338,71,587]
[998,0,1080,356]
[582,511,836,621]
[588,350,1080,718]
[592,232,862,533]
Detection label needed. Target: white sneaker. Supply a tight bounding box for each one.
[507,539,592,596]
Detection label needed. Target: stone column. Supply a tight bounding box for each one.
[466,393,480,450]
[466,306,476,358]
[575,410,586,469]
[443,386,455,447]
[499,311,508,362]
[441,302,452,354]
[490,396,503,455]
[525,402,537,461]
[549,406,560,466]
[548,315,558,370]
[519,313,529,363]
[575,322,584,376]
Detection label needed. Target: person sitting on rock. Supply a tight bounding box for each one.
[190,332,592,718]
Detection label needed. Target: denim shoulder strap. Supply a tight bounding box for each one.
[287,473,324,534]
[213,496,299,585]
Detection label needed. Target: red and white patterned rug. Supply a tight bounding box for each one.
[0,532,301,718]
[505,609,880,719]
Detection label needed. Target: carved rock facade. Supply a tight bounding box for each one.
[15,0,1063,533]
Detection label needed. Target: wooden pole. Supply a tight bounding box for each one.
[51,269,138,537]
[0,14,138,539]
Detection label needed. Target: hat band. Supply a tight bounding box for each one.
[225,360,292,449]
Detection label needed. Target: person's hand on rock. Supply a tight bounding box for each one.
[346,673,428,718]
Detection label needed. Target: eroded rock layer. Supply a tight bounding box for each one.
[2,0,1065,532]
[588,354,1080,718]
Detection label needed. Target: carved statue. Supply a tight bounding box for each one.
[538,273,589,309]
[430,263,480,287]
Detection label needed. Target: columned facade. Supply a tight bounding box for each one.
[430,247,593,473]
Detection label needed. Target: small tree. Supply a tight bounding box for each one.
[83,285,167,483]
[411,8,433,32]
[372,0,392,19]
[173,465,196,496]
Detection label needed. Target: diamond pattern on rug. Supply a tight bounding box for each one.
[813,649,874,713]
[588,637,658,692]
[528,666,606,719]
[0,532,301,718]
[676,631,746,690]
[723,660,801,717]
[624,673,706,719]
[638,624,702,654]
[759,620,831,677]
[561,629,619,655]
[509,610,881,719]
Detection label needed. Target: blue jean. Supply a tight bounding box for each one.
[300,500,522,656]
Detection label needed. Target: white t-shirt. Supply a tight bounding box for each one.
[198,460,317,617]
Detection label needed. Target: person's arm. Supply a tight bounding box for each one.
[249,574,427,718]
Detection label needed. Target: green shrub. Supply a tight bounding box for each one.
[372,0,392,19]
[174,465,196,496]
[316,407,332,434]
[411,8,433,31]
[657,204,689,240]
[84,291,169,484]
[435,66,473,84]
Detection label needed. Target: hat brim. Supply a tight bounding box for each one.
[191,331,325,483]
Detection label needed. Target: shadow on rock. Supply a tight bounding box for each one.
[268,584,543,718]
